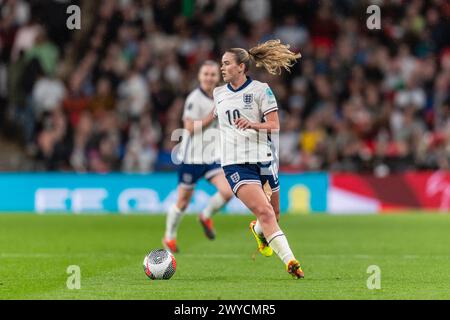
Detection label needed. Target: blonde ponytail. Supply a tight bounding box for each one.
[248,39,301,75]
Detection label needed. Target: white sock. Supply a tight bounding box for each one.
[165,204,185,239]
[202,192,226,218]
[254,220,264,237]
[267,230,296,265]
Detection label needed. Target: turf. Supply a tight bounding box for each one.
[0,213,449,300]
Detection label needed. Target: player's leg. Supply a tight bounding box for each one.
[270,190,281,221]
[251,163,281,254]
[163,185,194,253]
[236,184,304,279]
[223,164,272,256]
[163,164,199,253]
[250,189,280,257]
[199,169,233,240]
[204,171,234,218]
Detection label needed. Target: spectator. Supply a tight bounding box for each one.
[117,66,149,119]
[87,111,121,173]
[122,112,160,173]
[63,73,91,128]
[32,73,66,119]
[88,77,116,119]
[70,111,93,172]
[35,107,71,171]
[274,15,309,52]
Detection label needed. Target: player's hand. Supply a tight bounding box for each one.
[234,118,253,130]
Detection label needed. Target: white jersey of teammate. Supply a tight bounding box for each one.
[178,88,221,164]
[213,77,278,166]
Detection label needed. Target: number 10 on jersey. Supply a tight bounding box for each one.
[226,109,241,125]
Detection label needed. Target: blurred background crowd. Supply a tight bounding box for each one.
[0,0,449,174]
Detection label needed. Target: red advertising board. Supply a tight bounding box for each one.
[330,171,450,213]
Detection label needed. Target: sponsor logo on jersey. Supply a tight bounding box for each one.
[230,172,240,183]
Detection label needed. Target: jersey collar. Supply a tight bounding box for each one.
[227,76,252,93]
[198,87,213,100]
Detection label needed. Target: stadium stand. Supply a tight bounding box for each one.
[0,0,449,174]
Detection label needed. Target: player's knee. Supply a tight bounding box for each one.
[253,204,275,223]
[177,198,190,211]
[259,211,276,226]
[221,189,234,202]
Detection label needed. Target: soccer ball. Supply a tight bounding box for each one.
[143,249,176,280]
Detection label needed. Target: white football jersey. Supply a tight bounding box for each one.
[213,78,278,166]
[178,88,221,164]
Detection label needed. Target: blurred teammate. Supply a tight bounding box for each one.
[214,40,305,279]
[163,61,233,253]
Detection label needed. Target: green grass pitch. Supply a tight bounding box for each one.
[0,213,449,299]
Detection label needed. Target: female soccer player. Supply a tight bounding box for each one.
[214,40,304,278]
[163,61,233,253]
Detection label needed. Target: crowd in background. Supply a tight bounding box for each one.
[0,0,449,174]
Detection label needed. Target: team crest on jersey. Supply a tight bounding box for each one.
[230,172,240,183]
[243,93,253,105]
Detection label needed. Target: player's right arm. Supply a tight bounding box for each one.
[182,92,215,134]
[183,113,216,134]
